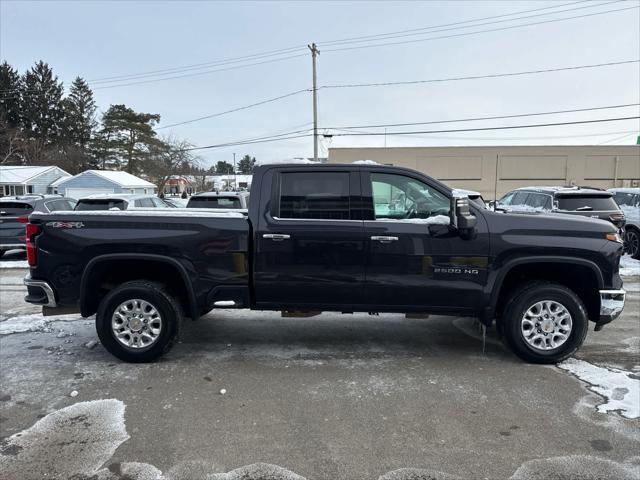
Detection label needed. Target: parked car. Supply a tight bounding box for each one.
[609,187,640,259]
[0,195,76,257]
[186,191,249,210]
[74,194,174,211]
[24,164,625,364]
[495,186,625,229]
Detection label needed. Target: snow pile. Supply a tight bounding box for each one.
[0,313,81,335]
[376,215,450,225]
[503,204,549,213]
[557,358,639,419]
[0,399,129,479]
[0,260,28,269]
[509,455,640,480]
[619,255,640,277]
[352,159,379,165]
[32,210,245,218]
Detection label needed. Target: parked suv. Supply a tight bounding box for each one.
[186,191,249,210]
[496,186,625,229]
[0,195,76,257]
[74,194,174,211]
[609,187,640,259]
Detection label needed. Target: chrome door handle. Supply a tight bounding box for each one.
[263,233,291,241]
[371,235,399,243]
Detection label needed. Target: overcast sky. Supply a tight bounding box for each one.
[1,0,638,167]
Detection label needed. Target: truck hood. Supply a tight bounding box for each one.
[482,209,616,236]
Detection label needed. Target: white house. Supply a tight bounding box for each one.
[0,165,71,197]
[51,170,157,199]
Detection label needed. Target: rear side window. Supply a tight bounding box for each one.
[278,171,350,220]
[45,199,76,212]
[613,192,639,207]
[75,199,126,211]
[557,195,619,211]
[187,196,242,209]
[0,202,33,216]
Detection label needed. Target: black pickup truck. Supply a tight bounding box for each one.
[24,164,626,363]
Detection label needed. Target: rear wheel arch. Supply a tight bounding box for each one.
[80,254,198,319]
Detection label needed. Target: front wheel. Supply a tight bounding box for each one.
[502,282,588,364]
[96,281,182,362]
[625,228,640,259]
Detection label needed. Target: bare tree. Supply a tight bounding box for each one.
[145,135,198,194]
[0,119,24,164]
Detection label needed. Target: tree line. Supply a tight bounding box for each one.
[0,60,257,192]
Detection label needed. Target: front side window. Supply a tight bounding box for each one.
[527,193,552,210]
[511,191,529,206]
[370,173,449,220]
[279,172,350,220]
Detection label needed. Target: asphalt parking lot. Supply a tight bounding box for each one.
[0,249,639,480]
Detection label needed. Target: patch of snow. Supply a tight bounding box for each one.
[620,255,640,277]
[557,358,639,419]
[502,204,549,213]
[219,388,227,395]
[0,313,82,335]
[70,390,79,397]
[376,215,450,225]
[0,399,129,479]
[352,159,380,165]
[509,455,639,480]
[0,260,29,269]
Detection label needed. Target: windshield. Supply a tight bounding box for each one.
[557,195,618,211]
[187,196,242,209]
[75,199,127,211]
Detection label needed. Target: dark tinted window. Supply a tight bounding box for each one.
[557,195,618,211]
[75,199,126,211]
[187,196,242,209]
[0,202,33,216]
[279,172,350,220]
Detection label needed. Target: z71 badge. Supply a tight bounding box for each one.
[46,221,85,229]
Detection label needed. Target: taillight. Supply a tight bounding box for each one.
[17,216,29,224]
[25,223,41,266]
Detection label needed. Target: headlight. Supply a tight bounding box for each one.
[606,232,623,243]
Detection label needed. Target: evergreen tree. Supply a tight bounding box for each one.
[98,104,160,173]
[62,77,97,170]
[215,160,233,174]
[21,61,64,163]
[0,62,22,128]
[0,62,24,164]
[238,154,256,174]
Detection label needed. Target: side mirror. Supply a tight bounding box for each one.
[450,196,478,238]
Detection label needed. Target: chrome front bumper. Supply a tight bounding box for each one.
[600,289,625,320]
[23,275,57,307]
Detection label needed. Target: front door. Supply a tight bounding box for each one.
[254,169,365,308]
[362,171,489,313]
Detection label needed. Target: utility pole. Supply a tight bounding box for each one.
[308,43,320,162]
[233,152,237,190]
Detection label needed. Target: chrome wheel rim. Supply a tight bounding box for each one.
[521,300,572,351]
[111,299,162,349]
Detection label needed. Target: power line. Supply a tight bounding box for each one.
[324,117,640,137]
[324,103,640,130]
[186,133,313,151]
[157,89,311,130]
[88,45,308,84]
[597,132,638,145]
[318,0,592,46]
[323,5,638,53]
[319,60,638,90]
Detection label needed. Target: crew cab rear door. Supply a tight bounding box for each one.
[254,168,365,308]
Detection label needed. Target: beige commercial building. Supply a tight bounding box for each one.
[328,145,640,199]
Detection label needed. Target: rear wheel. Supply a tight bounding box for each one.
[625,227,640,259]
[502,282,588,364]
[96,281,182,362]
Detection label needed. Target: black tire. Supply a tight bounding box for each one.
[96,281,182,362]
[624,227,640,260]
[501,282,589,364]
